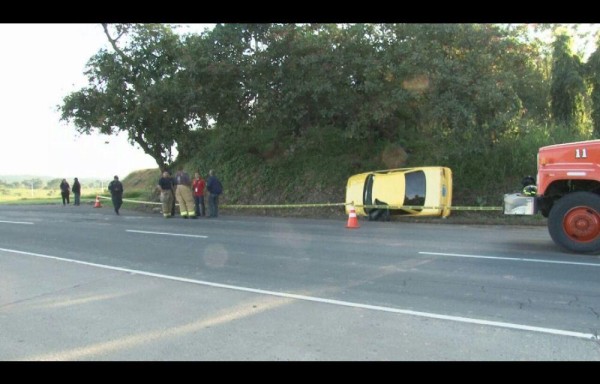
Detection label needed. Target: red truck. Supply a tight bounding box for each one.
[504,139,600,254]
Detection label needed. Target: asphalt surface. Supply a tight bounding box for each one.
[1,203,599,360]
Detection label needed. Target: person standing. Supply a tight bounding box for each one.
[72,177,81,206]
[59,178,70,206]
[192,171,206,217]
[108,175,124,215]
[206,169,223,218]
[174,167,196,219]
[167,170,176,217]
[157,170,175,218]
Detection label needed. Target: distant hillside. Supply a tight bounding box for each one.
[0,174,115,182]
[0,175,58,183]
[0,174,113,189]
[1,170,161,190]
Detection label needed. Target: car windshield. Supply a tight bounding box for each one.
[404,171,426,207]
[363,174,374,206]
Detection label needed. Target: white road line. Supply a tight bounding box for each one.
[420,251,600,267]
[0,247,596,341]
[0,220,34,225]
[126,230,208,239]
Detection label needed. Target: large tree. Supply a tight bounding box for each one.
[550,32,586,129]
[184,23,549,162]
[59,24,194,171]
[59,23,555,180]
[586,33,600,136]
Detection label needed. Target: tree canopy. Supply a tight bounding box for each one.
[59,23,600,206]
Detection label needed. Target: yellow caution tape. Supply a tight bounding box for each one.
[98,196,162,206]
[355,204,502,211]
[96,196,501,211]
[221,203,347,209]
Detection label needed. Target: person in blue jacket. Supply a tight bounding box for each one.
[206,169,222,218]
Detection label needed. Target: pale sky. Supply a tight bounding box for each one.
[0,23,209,180]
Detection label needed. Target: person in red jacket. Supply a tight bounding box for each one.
[192,171,206,217]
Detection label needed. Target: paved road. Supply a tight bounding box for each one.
[1,204,599,360]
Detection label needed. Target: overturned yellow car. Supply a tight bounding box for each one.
[345,167,453,220]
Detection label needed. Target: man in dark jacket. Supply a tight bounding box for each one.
[206,169,222,218]
[157,170,175,218]
[108,175,124,215]
[72,177,81,206]
[59,179,70,206]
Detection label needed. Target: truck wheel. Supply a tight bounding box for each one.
[548,191,600,254]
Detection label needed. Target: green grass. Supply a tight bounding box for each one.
[0,190,150,207]
[0,188,107,202]
[0,192,102,205]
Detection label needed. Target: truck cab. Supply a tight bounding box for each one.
[505,139,600,253]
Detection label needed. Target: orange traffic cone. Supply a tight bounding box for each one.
[94,195,102,208]
[346,205,360,229]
